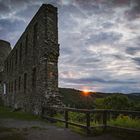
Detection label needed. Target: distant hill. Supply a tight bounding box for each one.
[59,88,140,108]
[59,88,95,108]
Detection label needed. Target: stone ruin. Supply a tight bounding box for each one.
[0,4,62,115]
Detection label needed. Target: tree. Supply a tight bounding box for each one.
[94,98,105,109]
[95,94,131,110]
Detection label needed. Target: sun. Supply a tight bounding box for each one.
[82,89,90,96]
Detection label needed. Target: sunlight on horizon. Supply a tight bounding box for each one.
[82,87,91,96]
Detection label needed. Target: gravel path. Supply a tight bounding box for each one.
[0,118,121,140]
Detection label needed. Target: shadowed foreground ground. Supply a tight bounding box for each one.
[0,118,121,140]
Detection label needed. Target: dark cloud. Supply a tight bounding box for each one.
[74,0,115,16]
[60,76,138,86]
[16,4,40,22]
[0,19,25,32]
[132,57,140,66]
[61,47,73,55]
[86,32,123,45]
[125,0,140,20]
[113,54,125,60]
[102,85,140,93]
[0,1,11,14]
[0,18,26,45]
[59,5,85,30]
[102,22,114,29]
[113,0,131,6]
[126,47,140,55]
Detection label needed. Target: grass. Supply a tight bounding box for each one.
[0,105,48,140]
[108,115,140,129]
[0,106,50,139]
[0,106,41,121]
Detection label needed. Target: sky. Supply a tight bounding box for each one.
[0,0,140,93]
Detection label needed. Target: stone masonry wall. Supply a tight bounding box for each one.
[3,4,61,115]
[0,40,11,101]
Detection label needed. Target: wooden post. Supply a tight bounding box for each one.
[103,110,107,130]
[65,110,68,128]
[86,112,91,135]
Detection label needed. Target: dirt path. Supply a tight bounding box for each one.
[0,118,121,140]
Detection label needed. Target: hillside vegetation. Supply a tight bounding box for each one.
[59,88,140,110]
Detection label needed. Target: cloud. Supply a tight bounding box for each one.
[61,76,138,85]
[124,0,140,20]
[126,46,140,55]
[86,31,123,45]
[0,1,11,14]
[132,57,140,66]
[0,0,140,93]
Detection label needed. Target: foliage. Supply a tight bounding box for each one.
[109,114,140,129]
[94,98,105,109]
[95,94,131,110]
[69,112,86,124]
[59,88,140,110]
[131,102,140,111]
[59,88,95,109]
[104,94,131,110]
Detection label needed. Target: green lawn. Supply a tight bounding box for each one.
[0,106,41,121]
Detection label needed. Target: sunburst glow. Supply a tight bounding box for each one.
[82,88,90,96]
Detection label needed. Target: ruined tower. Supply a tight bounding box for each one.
[0,40,11,97]
[0,40,11,72]
[2,4,61,114]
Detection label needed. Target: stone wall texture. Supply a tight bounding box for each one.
[1,4,61,115]
[0,40,11,99]
[0,40,11,72]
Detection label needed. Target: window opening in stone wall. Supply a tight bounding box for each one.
[11,81,13,93]
[24,73,27,92]
[9,60,11,73]
[10,82,11,93]
[19,43,22,63]
[11,59,12,72]
[25,34,28,55]
[7,61,8,73]
[32,68,36,89]
[15,49,18,65]
[8,82,10,93]
[3,83,6,95]
[10,59,12,73]
[14,79,16,93]
[10,60,11,73]
[11,58,13,73]
[18,76,21,91]
[6,83,8,93]
[33,23,38,48]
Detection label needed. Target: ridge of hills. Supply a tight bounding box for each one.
[59,88,140,108]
